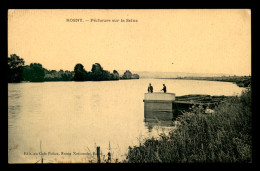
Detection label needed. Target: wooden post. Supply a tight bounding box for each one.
[40,140,43,164]
[97,146,100,163]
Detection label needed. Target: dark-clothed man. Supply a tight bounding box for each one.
[161,84,167,93]
[148,83,153,93]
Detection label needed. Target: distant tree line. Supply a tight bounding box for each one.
[120,70,140,79]
[72,63,139,81]
[175,76,251,88]
[44,69,74,81]
[22,63,45,82]
[8,54,139,83]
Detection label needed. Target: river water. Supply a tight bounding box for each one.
[8,79,245,163]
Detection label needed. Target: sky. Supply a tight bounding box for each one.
[8,9,251,76]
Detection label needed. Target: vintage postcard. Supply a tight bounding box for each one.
[8,9,251,163]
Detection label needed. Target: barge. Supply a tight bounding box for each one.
[143,92,229,120]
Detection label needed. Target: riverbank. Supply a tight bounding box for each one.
[126,88,252,163]
[157,76,251,88]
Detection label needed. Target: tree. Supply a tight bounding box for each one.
[122,70,133,79]
[29,63,45,82]
[91,63,103,73]
[112,70,120,80]
[101,70,111,80]
[8,54,25,83]
[21,65,31,81]
[73,63,87,81]
[91,63,104,81]
[61,73,71,81]
[132,74,140,79]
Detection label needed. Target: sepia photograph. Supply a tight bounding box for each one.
[8,9,251,163]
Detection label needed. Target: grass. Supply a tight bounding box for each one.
[126,88,252,163]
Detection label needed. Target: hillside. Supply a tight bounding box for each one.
[114,70,231,79]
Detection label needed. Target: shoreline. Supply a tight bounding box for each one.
[155,76,251,88]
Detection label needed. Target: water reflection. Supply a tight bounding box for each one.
[8,87,23,128]
[144,118,174,133]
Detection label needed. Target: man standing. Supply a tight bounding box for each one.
[161,84,167,93]
[148,83,153,93]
